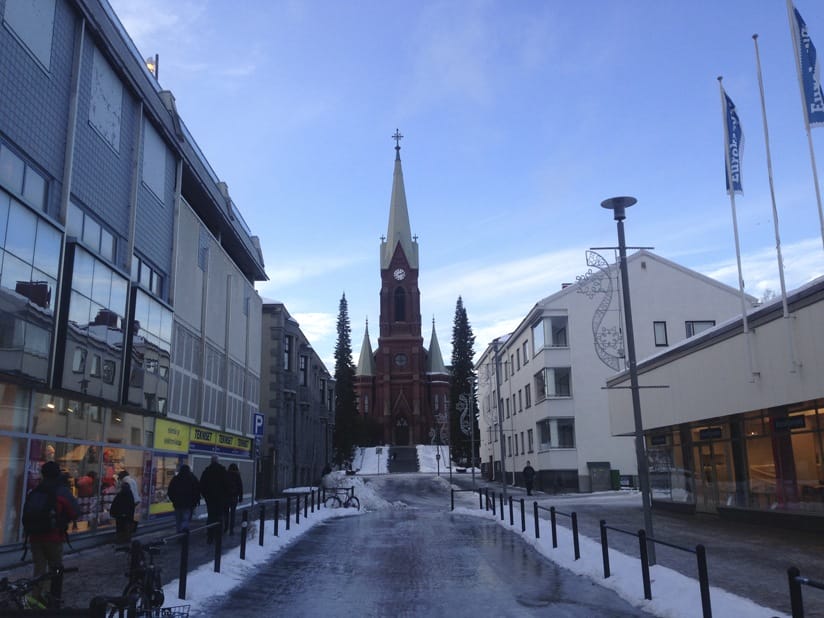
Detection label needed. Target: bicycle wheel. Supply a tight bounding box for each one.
[346,496,360,510]
[115,582,151,617]
[324,495,342,508]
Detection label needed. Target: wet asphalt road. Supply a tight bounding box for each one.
[197,475,654,617]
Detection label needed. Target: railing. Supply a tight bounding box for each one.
[787,566,824,618]
[456,489,717,616]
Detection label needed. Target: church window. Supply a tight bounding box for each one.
[394,287,406,322]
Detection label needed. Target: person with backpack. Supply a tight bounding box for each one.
[167,464,200,533]
[23,460,79,601]
[224,463,244,535]
[109,478,136,545]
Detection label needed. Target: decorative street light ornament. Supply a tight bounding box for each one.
[577,250,624,371]
[458,393,472,436]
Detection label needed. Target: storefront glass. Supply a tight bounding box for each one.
[0,383,30,432]
[0,435,27,543]
[648,429,692,503]
[30,392,103,442]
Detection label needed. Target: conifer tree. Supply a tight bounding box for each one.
[333,293,358,465]
[449,296,478,465]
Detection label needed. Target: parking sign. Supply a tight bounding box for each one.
[253,412,264,436]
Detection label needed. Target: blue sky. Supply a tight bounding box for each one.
[110,0,824,370]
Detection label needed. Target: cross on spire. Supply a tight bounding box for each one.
[392,129,403,159]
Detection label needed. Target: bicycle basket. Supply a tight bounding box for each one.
[137,605,190,618]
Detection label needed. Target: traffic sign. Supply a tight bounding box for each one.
[253,412,264,436]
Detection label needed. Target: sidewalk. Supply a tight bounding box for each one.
[454,479,824,618]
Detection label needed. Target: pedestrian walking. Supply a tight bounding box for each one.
[117,469,140,508]
[522,461,536,496]
[22,461,79,603]
[167,464,200,533]
[109,479,136,545]
[199,454,228,544]
[224,463,243,535]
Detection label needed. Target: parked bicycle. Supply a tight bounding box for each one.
[0,565,78,610]
[324,487,360,510]
[114,538,166,615]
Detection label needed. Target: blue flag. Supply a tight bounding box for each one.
[793,7,824,127]
[723,91,744,194]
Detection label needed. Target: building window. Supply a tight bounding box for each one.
[527,429,534,453]
[532,316,569,352]
[512,394,517,415]
[507,436,512,458]
[89,48,122,152]
[525,384,531,408]
[510,355,514,376]
[536,367,571,400]
[523,341,529,364]
[685,320,715,337]
[131,254,163,298]
[505,398,510,418]
[513,435,518,456]
[141,121,167,201]
[283,335,293,371]
[3,0,56,69]
[394,287,406,322]
[516,348,521,370]
[654,321,668,347]
[518,389,523,411]
[0,142,47,211]
[537,418,575,449]
[67,202,117,263]
[300,355,308,386]
[520,432,525,454]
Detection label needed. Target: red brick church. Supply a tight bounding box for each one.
[353,133,449,446]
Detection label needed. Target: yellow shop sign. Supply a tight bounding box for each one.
[153,419,190,453]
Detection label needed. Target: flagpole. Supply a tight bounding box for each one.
[717,77,757,380]
[753,35,798,373]
[786,0,824,251]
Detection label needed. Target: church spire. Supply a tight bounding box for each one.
[356,319,376,376]
[381,129,419,269]
[426,318,447,374]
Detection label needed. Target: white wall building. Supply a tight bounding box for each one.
[476,250,757,493]
[607,276,824,527]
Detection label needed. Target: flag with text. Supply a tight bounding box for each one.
[722,90,744,194]
[792,6,824,127]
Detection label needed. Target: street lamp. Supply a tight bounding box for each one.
[493,338,508,501]
[600,196,656,564]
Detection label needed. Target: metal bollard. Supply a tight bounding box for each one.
[274,500,280,536]
[638,529,652,600]
[508,496,514,526]
[788,566,803,618]
[696,544,711,618]
[259,504,265,546]
[304,493,309,519]
[178,529,190,600]
[499,493,504,521]
[533,502,540,539]
[491,492,496,516]
[240,511,249,560]
[286,496,291,531]
[478,489,483,510]
[520,498,526,532]
[600,520,610,578]
[550,506,557,548]
[214,525,223,573]
[311,489,315,513]
[571,511,580,560]
[451,489,455,511]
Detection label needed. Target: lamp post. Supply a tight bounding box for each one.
[466,376,476,489]
[600,196,656,564]
[493,338,508,501]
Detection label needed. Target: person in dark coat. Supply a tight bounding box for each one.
[199,455,228,543]
[523,461,536,496]
[167,464,200,533]
[28,461,79,600]
[224,463,244,535]
[109,480,136,545]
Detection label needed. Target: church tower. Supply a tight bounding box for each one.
[355,132,449,446]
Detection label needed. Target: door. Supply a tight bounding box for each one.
[394,416,409,446]
[693,442,733,513]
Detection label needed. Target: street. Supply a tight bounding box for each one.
[196,475,654,617]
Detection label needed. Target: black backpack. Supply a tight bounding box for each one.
[22,483,58,536]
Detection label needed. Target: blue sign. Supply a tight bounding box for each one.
[253,412,264,437]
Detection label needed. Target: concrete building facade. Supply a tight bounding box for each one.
[476,250,757,493]
[260,302,334,494]
[0,0,266,548]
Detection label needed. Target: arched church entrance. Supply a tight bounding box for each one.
[394,416,410,445]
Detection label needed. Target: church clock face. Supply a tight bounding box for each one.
[394,353,408,367]
[393,268,406,281]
